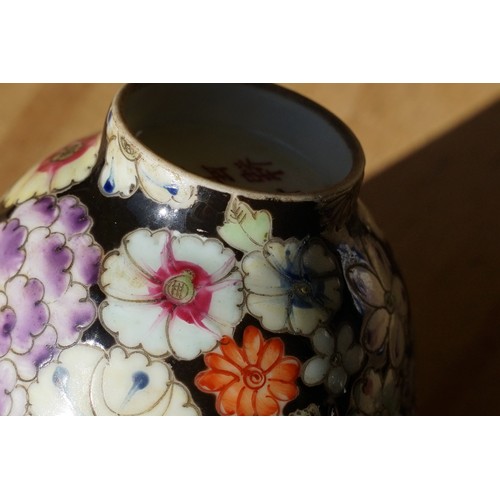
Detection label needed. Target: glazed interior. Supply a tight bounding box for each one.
[118,84,362,194]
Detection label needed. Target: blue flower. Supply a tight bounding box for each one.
[242,237,342,335]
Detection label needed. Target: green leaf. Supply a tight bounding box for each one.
[217,198,272,252]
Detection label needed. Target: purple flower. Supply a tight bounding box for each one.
[338,235,408,367]
[0,195,102,413]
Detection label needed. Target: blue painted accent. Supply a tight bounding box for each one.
[106,110,113,124]
[103,173,115,193]
[132,371,150,391]
[51,365,81,414]
[291,294,314,309]
[121,371,150,409]
[165,184,179,195]
[53,366,70,390]
[279,247,326,310]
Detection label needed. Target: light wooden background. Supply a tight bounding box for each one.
[0,84,498,189]
[1,83,499,415]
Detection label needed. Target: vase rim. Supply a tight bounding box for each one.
[111,83,365,203]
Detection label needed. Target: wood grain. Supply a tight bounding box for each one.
[0,84,122,196]
[0,83,499,415]
[1,84,498,194]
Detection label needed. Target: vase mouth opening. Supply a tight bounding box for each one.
[113,84,365,201]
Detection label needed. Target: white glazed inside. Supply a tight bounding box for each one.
[118,84,360,194]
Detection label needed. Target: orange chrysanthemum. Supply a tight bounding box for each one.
[195,325,300,416]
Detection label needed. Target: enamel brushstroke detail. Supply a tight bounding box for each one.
[98,112,198,208]
[28,345,200,416]
[242,237,343,335]
[195,325,300,416]
[301,323,365,396]
[0,195,103,415]
[337,235,409,368]
[3,134,100,207]
[217,197,273,253]
[0,195,411,415]
[99,228,244,360]
[0,188,411,415]
[0,116,412,416]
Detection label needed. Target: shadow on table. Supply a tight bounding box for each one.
[361,99,500,415]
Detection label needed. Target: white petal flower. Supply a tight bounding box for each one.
[0,359,28,416]
[90,347,176,416]
[99,228,243,360]
[28,344,104,416]
[98,114,197,208]
[98,135,138,198]
[302,357,330,386]
[28,344,200,416]
[243,238,342,335]
[302,324,364,396]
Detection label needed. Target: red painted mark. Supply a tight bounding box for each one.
[201,158,285,184]
[234,157,284,182]
[201,165,235,183]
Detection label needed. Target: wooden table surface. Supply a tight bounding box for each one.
[1,83,499,415]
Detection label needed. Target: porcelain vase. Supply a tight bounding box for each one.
[0,84,413,416]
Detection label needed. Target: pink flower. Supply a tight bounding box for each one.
[36,135,99,175]
[100,228,244,360]
[0,195,102,415]
[3,134,100,206]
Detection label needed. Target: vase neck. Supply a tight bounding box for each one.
[104,83,364,206]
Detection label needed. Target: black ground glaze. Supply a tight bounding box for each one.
[65,161,372,415]
[0,154,412,415]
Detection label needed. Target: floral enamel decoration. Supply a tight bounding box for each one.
[338,235,408,367]
[0,359,28,416]
[352,368,401,415]
[0,195,102,397]
[217,197,272,252]
[195,325,300,416]
[99,228,244,360]
[242,237,342,335]
[98,112,197,208]
[28,344,199,416]
[0,84,414,416]
[289,403,322,416]
[3,134,100,207]
[301,323,365,396]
